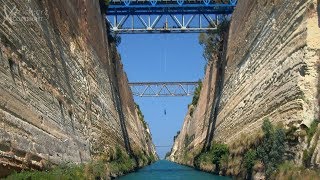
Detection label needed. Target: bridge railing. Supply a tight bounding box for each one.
[109,0,237,6]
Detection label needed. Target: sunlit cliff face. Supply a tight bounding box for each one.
[169,0,320,178]
[0,0,157,177]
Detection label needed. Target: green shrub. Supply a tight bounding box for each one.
[307,120,319,145]
[99,0,111,14]
[303,123,319,167]
[109,146,135,174]
[135,150,147,165]
[104,0,110,5]
[285,124,299,142]
[173,131,180,141]
[134,150,155,165]
[244,149,257,173]
[256,119,286,178]
[219,154,229,171]
[147,154,156,163]
[135,103,148,130]
[195,151,212,168]
[195,143,229,170]
[303,149,312,167]
[108,33,121,47]
[184,134,195,148]
[85,160,108,179]
[243,149,257,179]
[198,20,230,62]
[188,80,202,114]
[165,152,171,159]
[192,81,202,106]
[210,143,229,165]
[189,107,194,116]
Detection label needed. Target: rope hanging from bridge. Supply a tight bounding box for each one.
[163,34,168,118]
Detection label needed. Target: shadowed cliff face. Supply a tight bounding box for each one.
[0,0,157,177]
[169,0,320,177]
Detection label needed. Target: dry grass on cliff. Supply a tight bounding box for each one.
[225,130,264,177]
[4,147,139,180]
[273,162,320,180]
[229,130,264,156]
[5,161,108,180]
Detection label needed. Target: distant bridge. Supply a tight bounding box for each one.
[106,0,237,34]
[155,145,172,147]
[129,82,199,97]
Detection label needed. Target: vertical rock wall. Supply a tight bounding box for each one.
[169,0,319,173]
[0,0,156,177]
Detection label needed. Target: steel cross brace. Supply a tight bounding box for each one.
[106,0,237,34]
[128,82,199,97]
[106,14,230,34]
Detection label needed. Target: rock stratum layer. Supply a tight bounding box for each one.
[169,0,320,177]
[0,0,157,177]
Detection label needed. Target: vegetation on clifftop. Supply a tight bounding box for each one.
[188,80,202,116]
[191,81,203,107]
[135,103,149,131]
[99,0,110,14]
[198,20,230,63]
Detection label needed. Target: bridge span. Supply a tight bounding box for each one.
[129,81,200,97]
[106,0,237,34]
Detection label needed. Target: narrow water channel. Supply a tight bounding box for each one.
[118,160,231,180]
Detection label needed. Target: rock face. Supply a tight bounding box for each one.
[169,0,319,175]
[0,0,156,177]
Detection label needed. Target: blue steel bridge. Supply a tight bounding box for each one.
[106,0,237,34]
[106,0,237,97]
[128,82,200,97]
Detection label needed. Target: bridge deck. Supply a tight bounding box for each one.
[129,82,200,97]
[110,0,228,4]
[106,0,237,33]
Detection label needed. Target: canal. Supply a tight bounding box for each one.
[118,160,231,180]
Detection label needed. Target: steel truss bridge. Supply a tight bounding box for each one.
[129,82,199,97]
[106,0,237,34]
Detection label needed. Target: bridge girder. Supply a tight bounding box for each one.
[106,0,237,34]
[129,82,199,97]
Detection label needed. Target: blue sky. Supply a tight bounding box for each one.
[118,33,205,159]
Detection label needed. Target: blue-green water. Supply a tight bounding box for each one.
[117,160,231,180]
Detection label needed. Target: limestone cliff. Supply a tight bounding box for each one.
[0,0,156,177]
[169,0,319,178]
